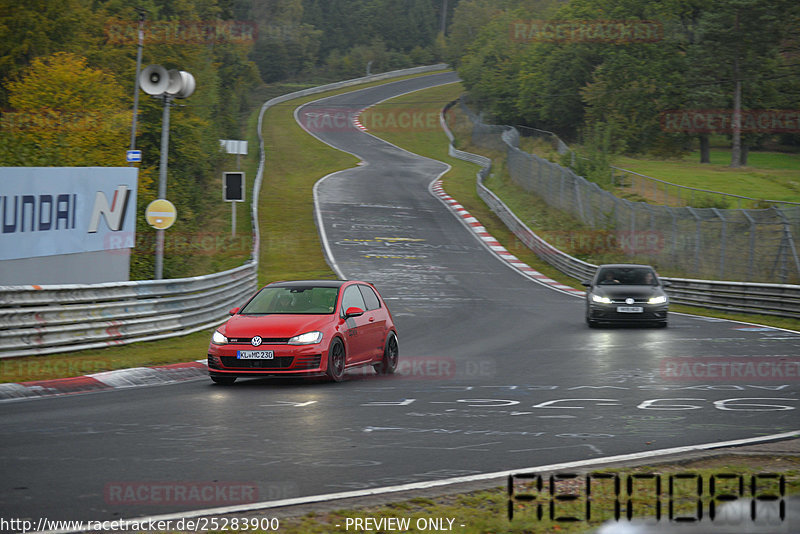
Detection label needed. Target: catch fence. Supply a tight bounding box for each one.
[461,100,800,284]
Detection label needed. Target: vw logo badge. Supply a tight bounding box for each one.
[625,298,635,305]
[251,336,263,347]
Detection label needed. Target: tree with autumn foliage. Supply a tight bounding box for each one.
[0,52,129,167]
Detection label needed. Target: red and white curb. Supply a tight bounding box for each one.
[0,361,208,402]
[430,180,585,297]
[354,106,583,298]
[353,108,368,132]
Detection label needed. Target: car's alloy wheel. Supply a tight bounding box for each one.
[210,375,236,385]
[326,338,346,382]
[374,332,398,375]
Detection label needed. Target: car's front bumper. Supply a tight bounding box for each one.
[587,304,669,323]
[207,343,326,377]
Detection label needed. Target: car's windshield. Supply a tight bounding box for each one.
[240,286,339,314]
[597,268,658,286]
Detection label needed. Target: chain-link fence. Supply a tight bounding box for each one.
[461,100,800,284]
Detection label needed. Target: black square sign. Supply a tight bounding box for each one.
[223,172,245,202]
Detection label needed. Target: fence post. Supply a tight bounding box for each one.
[687,207,702,274]
[712,208,727,279]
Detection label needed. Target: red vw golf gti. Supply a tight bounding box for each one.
[207,280,398,384]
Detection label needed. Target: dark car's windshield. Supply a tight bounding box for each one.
[240,286,340,314]
[597,267,658,286]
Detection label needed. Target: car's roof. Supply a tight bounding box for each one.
[596,264,655,269]
[265,280,354,289]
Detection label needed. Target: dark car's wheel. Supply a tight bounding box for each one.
[326,338,346,382]
[374,332,398,375]
[210,375,236,385]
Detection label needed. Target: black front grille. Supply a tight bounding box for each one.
[293,355,322,369]
[228,337,290,345]
[220,356,294,369]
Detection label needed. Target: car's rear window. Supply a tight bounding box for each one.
[240,286,340,314]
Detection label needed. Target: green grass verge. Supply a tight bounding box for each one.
[614,151,800,205]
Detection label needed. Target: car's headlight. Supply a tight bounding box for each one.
[288,331,323,345]
[211,330,228,345]
[648,295,668,305]
[591,294,612,304]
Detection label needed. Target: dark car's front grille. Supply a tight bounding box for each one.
[228,337,291,345]
[220,356,294,369]
[590,309,667,320]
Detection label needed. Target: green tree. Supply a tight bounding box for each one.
[0,0,92,106]
[690,0,798,166]
[0,52,128,166]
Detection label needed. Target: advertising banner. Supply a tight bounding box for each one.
[0,167,138,260]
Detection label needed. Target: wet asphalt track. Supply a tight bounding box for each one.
[1,72,798,522]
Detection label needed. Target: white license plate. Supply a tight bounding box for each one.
[237,350,274,359]
[617,306,644,313]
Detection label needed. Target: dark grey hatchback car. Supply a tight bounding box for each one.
[582,264,670,327]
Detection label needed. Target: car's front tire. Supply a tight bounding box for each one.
[374,332,398,375]
[210,375,236,385]
[326,338,346,382]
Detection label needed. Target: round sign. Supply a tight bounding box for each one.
[145,199,177,230]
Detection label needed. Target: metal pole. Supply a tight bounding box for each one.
[232,153,241,238]
[154,95,172,280]
[232,202,237,238]
[129,11,145,164]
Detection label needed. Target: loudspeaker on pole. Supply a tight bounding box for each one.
[139,65,169,95]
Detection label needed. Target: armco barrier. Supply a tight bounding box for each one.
[0,64,450,359]
[0,264,258,358]
[440,101,800,320]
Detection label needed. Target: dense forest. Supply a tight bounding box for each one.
[450,0,800,164]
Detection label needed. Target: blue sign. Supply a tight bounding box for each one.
[126,150,142,163]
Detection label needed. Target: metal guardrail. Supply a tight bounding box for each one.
[441,101,800,320]
[0,265,258,358]
[0,64,450,359]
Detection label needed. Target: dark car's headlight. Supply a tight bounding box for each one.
[648,295,668,305]
[211,330,228,345]
[591,293,612,304]
[288,331,323,345]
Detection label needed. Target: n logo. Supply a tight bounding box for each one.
[87,185,131,233]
